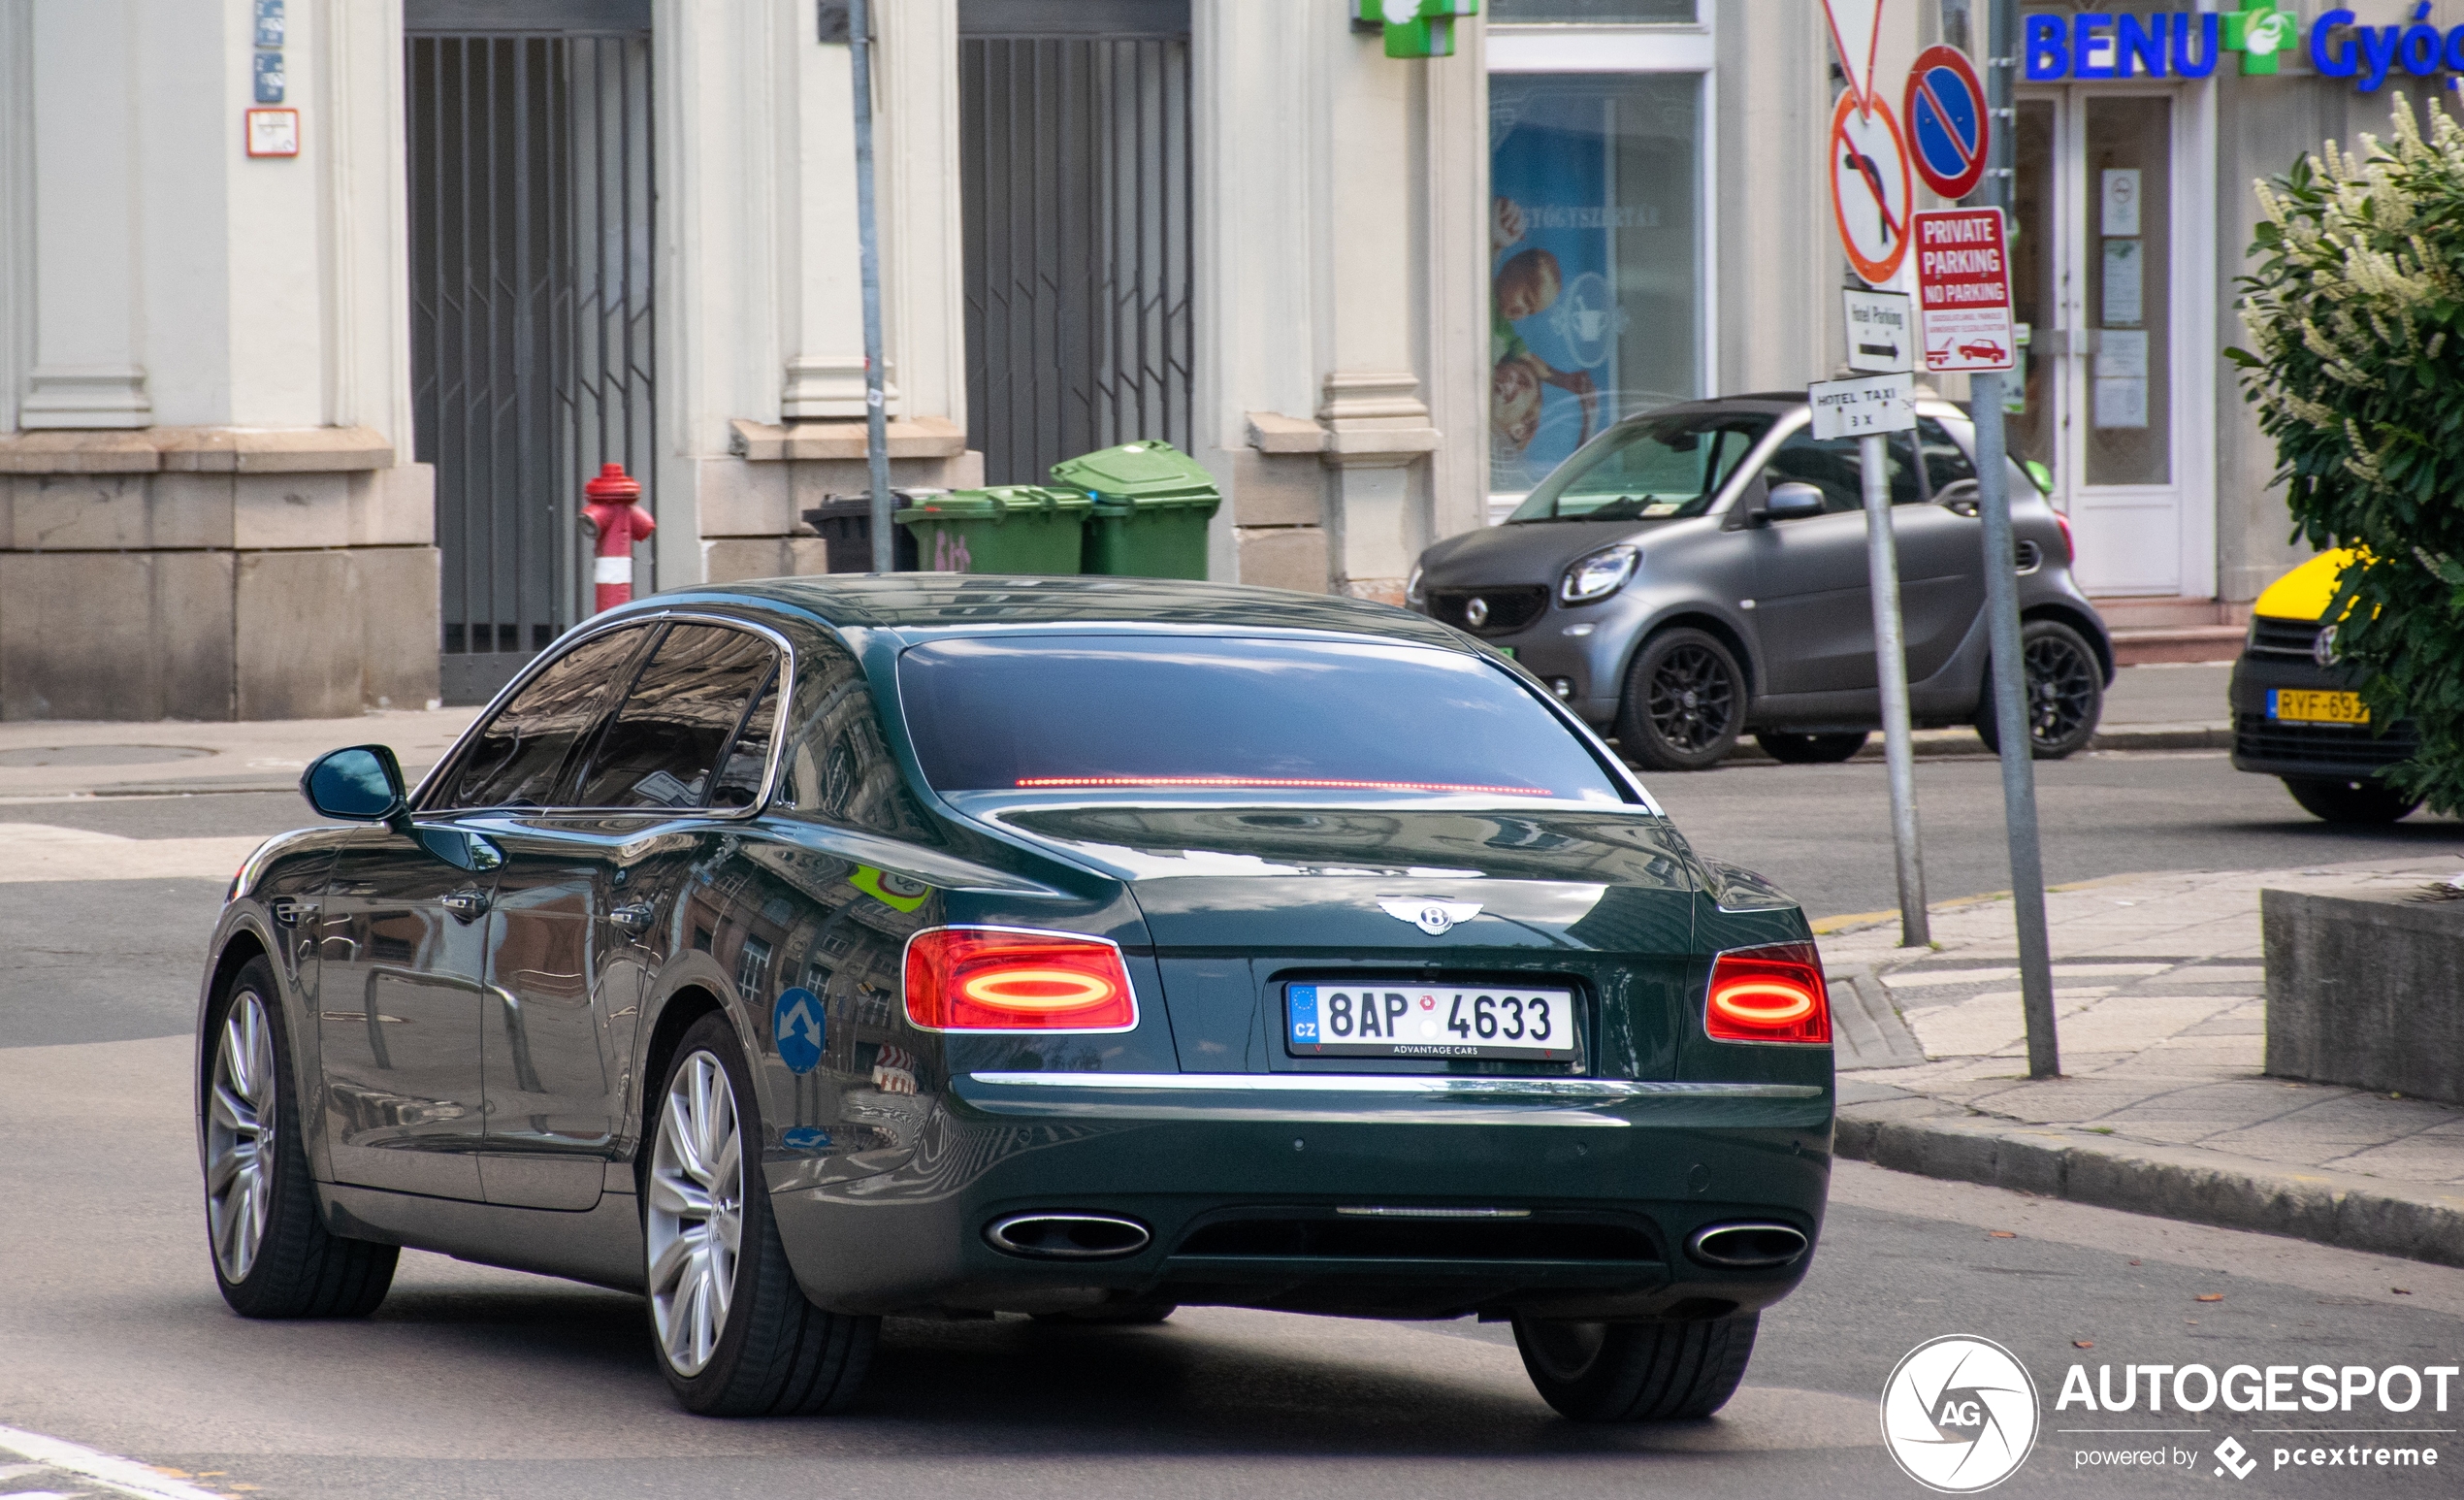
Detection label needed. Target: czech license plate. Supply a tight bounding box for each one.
[2269,689,2368,725]
[1286,983,1574,1061]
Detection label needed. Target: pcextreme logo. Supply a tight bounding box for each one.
[1881,1336,2042,1492]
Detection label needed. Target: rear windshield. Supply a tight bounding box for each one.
[896,636,1627,802]
[1508,410,1773,523]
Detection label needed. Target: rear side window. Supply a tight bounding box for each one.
[896,636,1627,802]
[570,624,777,809]
[776,634,938,839]
[432,625,651,809]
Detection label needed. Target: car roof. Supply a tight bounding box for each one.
[693,573,1479,649]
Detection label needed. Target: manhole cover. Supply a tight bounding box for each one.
[0,744,216,767]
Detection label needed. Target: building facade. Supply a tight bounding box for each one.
[0,0,2429,719]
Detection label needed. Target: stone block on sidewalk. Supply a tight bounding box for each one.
[2263,887,2464,1106]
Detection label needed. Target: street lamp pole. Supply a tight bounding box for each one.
[849,0,895,572]
[1970,0,2059,1079]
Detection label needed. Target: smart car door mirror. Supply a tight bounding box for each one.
[1935,477,1982,516]
[303,745,410,831]
[1764,482,1827,522]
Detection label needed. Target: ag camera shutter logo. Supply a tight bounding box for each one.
[1881,1335,2041,1491]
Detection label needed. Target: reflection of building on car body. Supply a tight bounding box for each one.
[1412,394,2110,770]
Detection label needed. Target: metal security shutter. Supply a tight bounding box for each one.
[959,0,1193,486]
[407,0,656,705]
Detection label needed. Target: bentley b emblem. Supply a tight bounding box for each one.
[1378,897,1483,935]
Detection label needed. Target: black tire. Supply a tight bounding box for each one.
[1615,628,1746,772]
[1034,1302,1178,1325]
[647,1013,878,1418]
[205,956,399,1320]
[1974,619,2103,760]
[2284,776,2421,825]
[1512,1312,1760,1422]
[1754,732,1867,765]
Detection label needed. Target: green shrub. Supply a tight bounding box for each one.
[2231,96,2464,812]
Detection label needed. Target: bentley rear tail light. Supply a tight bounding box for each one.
[1704,941,1831,1046]
[904,926,1139,1033]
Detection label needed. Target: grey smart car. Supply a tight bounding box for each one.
[1413,394,2111,770]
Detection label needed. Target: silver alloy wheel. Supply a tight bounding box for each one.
[206,992,277,1284]
[646,1050,744,1377]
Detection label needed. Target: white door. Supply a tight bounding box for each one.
[2010,88,2188,596]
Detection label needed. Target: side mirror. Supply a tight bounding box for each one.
[303,745,410,832]
[1764,481,1827,523]
[1935,477,1982,517]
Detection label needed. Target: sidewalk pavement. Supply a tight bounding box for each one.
[1820,853,2464,1268]
[0,707,478,800]
[1729,661,2232,762]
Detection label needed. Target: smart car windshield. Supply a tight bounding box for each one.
[897,635,1628,802]
[1507,410,1773,523]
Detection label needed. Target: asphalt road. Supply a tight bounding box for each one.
[1650,748,2464,922]
[3,761,2461,1499]
[1,1023,2456,1500]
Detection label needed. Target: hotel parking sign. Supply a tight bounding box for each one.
[1912,208,2016,373]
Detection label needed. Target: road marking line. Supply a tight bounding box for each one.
[0,1426,228,1500]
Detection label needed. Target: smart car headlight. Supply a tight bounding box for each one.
[1559,544,1638,604]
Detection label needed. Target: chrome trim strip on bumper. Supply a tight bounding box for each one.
[964,1072,1823,1100]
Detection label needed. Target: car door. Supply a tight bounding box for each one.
[314,623,657,1200]
[475,621,783,1210]
[1747,420,1983,697]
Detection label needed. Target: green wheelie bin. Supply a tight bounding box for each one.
[893,486,1091,574]
[1050,440,1222,579]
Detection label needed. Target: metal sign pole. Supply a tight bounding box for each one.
[1863,427,1929,947]
[849,0,895,571]
[1974,0,2059,1078]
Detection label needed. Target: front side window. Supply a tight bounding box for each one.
[431,625,652,810]
[569,624,777,809]
[1508,410,1770,523]
[896,636,1628,803]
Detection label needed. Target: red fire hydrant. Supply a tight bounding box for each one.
[581,463,657,613]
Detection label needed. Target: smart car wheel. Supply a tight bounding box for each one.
[1974,619,2102,760]
[1754,732,1867,765]
[206,956,399,1319]
[1511,1312,1759,1422]
[2283,776,2422,825]
[647,1013,877,1417]
[1616,628,1744,771]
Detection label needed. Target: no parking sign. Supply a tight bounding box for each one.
[1902,45,1991,201]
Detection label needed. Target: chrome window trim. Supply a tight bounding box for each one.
[963,1072,1822,1100]
[415,609,797,822]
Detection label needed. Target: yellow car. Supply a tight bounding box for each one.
[2229,549,2422,823]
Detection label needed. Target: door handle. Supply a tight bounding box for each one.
[440,890,491,921]
[610,900,657,935]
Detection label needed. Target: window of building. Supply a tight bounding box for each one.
[1487,73,1705,501]
[1490,1,1694,19]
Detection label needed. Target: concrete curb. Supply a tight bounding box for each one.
[1724,722,2229,764]
[1836,1103,2464,1269]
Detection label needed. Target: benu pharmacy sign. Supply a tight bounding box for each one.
[2026,3,2464,92]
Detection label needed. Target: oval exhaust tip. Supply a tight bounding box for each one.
[1686,1222,1809,1269]
[986,1212,1152,1260]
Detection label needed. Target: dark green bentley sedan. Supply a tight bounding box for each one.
[198,576,1832,1422]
